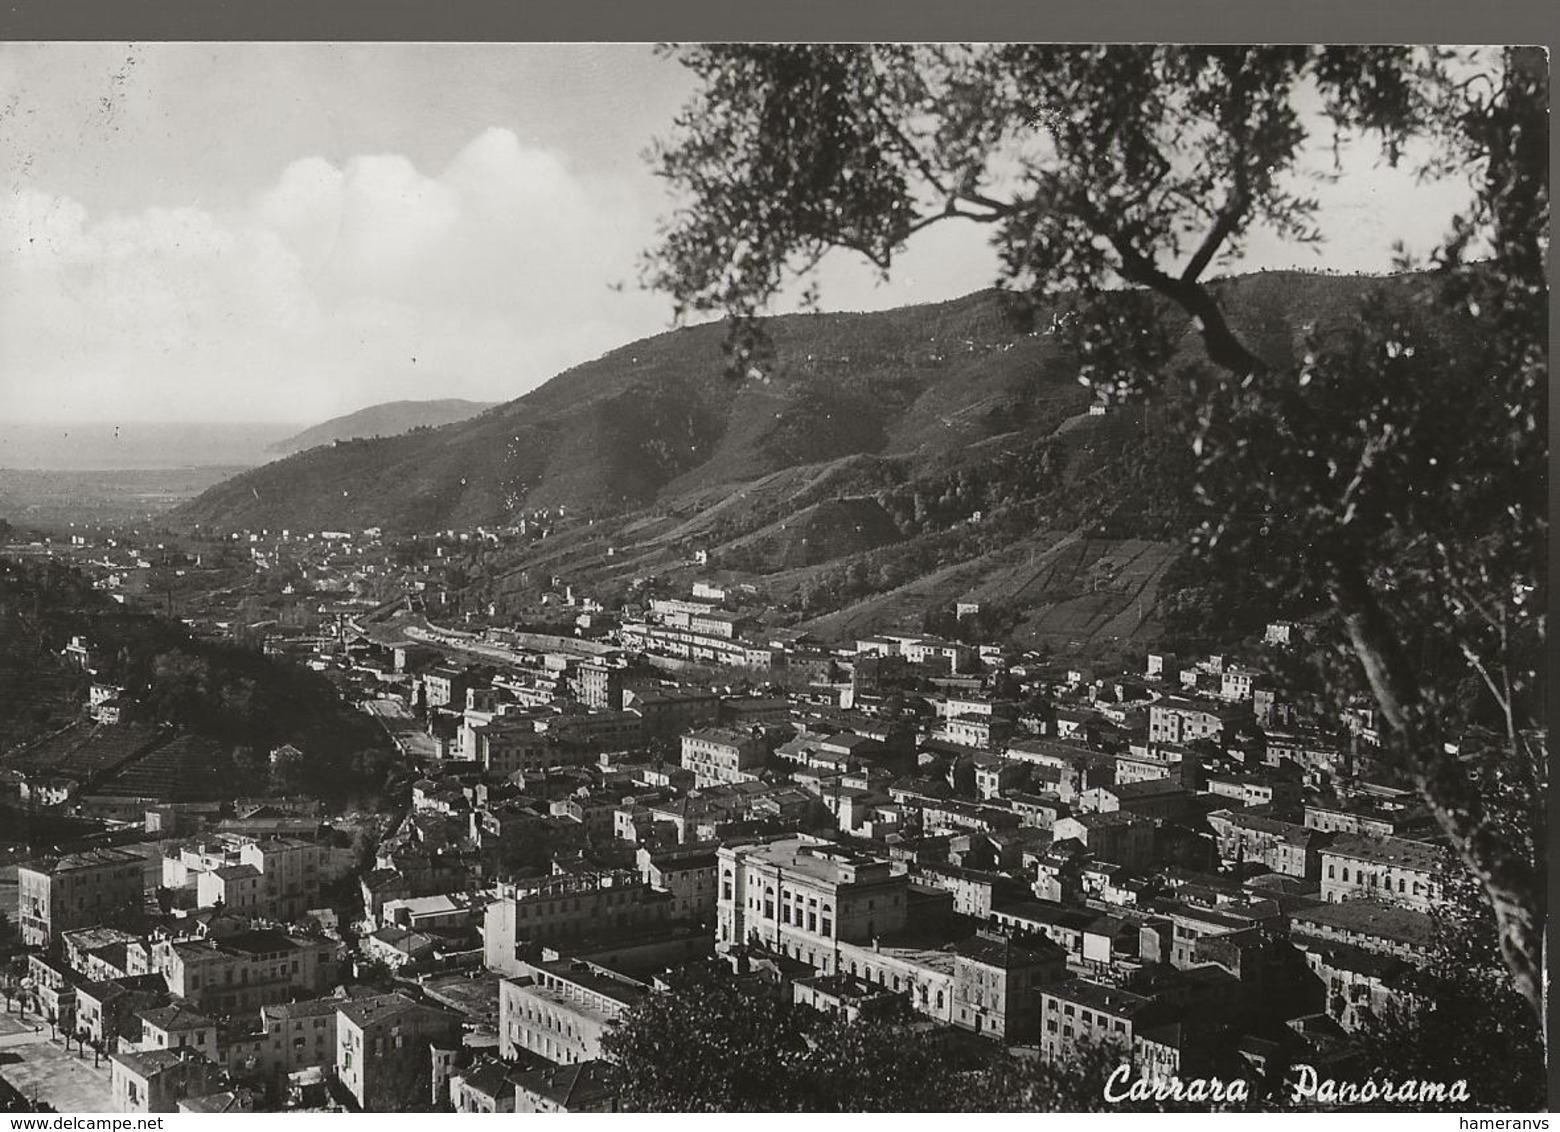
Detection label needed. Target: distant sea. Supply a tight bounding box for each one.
[0,421,304,471]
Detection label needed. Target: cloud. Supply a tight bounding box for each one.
[0,128,672,424]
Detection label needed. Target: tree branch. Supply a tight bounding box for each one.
[1089,217,1271,376]
[1181,196,1245,283]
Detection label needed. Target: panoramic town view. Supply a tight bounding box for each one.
[0,43,1547,1115]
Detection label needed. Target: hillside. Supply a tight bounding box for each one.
[175,271,1395,536]
[265,398,499,456]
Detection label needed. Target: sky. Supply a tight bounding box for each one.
[0,43,1482,427]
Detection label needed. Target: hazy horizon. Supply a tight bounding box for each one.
[0,420,302,471]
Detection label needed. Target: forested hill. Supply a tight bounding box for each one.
[173,271,1406,535]
[265,398,499,456]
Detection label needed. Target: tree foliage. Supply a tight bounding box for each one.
[601,965,1200,1112]
[645,43,1546,1015]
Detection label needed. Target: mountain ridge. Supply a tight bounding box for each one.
[176,271,1404,536]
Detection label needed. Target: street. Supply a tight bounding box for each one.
[0,1012,114,1112]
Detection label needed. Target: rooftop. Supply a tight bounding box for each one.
[1112,778,1188,798]
[139,1004,216,1033]
[211,864,262,881]
[110,1047,209,1078]
[262,996,344,1022]
[337,991,453,1028]
[1044,978,1157,1018]
[25,847,141,874]
[726,837,894,887]
[1289,898,1434,948]
[511,1060,616,1109]
[952,931,1065,968]
[795,973,899,1001]
[684,727,760,746]
[1322,834,1447,872]
[992,900,1097,932]
[179,1090,253,1114]
[512,960,647,1012]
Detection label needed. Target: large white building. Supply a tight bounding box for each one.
[716,836,909,972]
[498,959,647,1065]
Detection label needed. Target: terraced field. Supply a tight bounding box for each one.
[2,721,169,784]
[89,730,232,802]
[998,538,1180,657]
[797,530,1179,660]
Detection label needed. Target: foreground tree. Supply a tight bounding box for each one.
[601,966,977,1110]
[1350,861,1546,1110]
[602,967,818,1110]
[644,44,1546,1016]
[603,966,1132,1111]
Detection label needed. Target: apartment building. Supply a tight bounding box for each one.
[680,728,767,788]
[131,1004,220,1063]
[483,872,676,976]
[471,716,557,777]
[109,1048,224,1114]
[335,992,462,1112]
[1040,979,1159,1065]
[17,848,144,946]
[950,930,1069,1042]
[166,835,343,922]
[1206,810,1328,879]
[155,930,337,1015]
[1147,697,1251,745]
